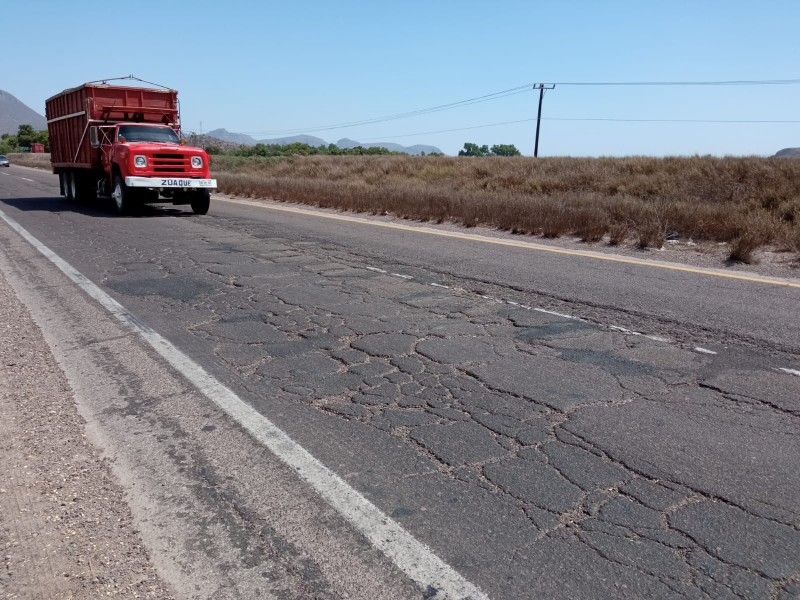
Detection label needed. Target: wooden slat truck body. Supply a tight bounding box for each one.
[46,82,216,214]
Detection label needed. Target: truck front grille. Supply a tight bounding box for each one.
[152,153,190,173]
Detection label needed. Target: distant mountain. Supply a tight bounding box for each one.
[0,90,47,135]
[336,138,442,156]
[204,128,442,155]
[206,129,328,147]
[261,134,327,147]
[206,129,259,145]
[775,148,800,157]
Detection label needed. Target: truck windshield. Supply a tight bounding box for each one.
[118,125,180,144]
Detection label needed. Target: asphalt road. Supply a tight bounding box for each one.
[1,165,799,599]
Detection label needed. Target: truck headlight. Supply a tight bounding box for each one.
[191,156,203,168]
[134,155,147,167]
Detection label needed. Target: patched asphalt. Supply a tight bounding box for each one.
[1,175,799,599]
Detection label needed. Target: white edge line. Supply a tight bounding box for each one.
[0,209,487,600]
[694,347,718,355]
[777,367,800,377]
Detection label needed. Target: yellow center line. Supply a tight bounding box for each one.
[216,196,800,290]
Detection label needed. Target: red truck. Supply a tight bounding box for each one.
[46,82,216,214]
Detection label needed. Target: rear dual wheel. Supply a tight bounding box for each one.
[63,171,76,202]
[62,171,96,203]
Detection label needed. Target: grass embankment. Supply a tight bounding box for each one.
[7,152,51,170]
[11,152,799,263]
[212,155,800,263]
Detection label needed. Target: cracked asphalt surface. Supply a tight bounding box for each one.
[1,168,799,599]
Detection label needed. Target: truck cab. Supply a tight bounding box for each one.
[47,81,216,215]
[93,123,215,214]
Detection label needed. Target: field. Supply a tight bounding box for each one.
[212,154,800,263]
[10,152,800,263]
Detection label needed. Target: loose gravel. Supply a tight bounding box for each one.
[0,269,174,599]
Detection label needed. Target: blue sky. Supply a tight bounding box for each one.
[4,0,799,156]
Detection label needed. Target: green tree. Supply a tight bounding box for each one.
[458,142,490,157]
[0,133,19,154]
[17,124,35,149]
[33,129,49,151]
[490,144,521,156]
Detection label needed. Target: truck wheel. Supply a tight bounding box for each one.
[74,173,96,202]
[112,176,132,215]
[190,190,210,215]
[64,172,76,202]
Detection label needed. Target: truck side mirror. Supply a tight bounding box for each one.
[89,127,99,148]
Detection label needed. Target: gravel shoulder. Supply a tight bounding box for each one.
[0,268,174,599]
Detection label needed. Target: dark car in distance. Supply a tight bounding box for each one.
[0,155,9,167]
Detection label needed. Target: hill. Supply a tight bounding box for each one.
[206,129,327,148]
[775,148,800,157]
[0,90,47,135]
[336,138,442,155]
[205,128,442,155]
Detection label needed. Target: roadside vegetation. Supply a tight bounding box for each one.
[0,124,49,154]
[10,147,800,264]
[211,154,800,264]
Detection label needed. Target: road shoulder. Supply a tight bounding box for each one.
[0,263,175,598]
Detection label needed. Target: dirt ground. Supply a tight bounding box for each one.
[0,269,174,599]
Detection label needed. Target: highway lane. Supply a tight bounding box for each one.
[6,165,800,357]
[2,168,800,599]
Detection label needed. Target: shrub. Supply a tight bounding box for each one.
[209,155,800,260]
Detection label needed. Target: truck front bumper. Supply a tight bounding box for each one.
[125,177,217,189]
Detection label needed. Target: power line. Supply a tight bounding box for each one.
[240,77,800,136]
[359,118,537,141]
[545,117,800,123]
[359,116,800,142]
[552,78,800,86]
[245,85,532,136]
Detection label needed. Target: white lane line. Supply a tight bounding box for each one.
[392,273,413,279]
[21,177,35,182]
[366,266,387,273]
[431,283,450,289]
[1,171,9,175]
[216,196,800,290]
[0,209,487,600]
[694,347,718,355]
[645,335,671,343]
[778,367,800,377]
[534,307,585,321]
[609,325,670,343]
[609,325,641,335]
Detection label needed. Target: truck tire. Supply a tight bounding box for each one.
[112,176,133,215]
[190,189,210,215]
[64,172,76,202]
[74,172,96,202]
[68,171,80,202]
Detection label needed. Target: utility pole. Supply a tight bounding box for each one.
[533,84,555,157]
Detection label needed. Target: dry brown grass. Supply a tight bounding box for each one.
[212,155,800,261]
[15,152,799,262]
[6,152,52,170]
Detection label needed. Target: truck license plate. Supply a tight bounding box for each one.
[161,178,192,186]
